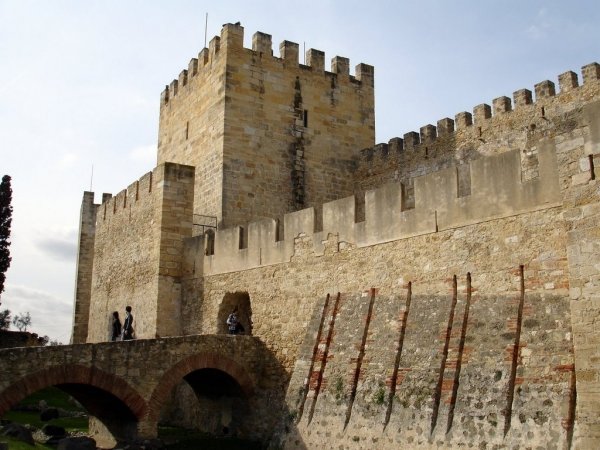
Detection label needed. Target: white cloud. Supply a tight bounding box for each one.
[32,227,78,263]
[2,283,73,343]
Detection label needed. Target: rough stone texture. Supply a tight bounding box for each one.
[0,330,47,348]
[0,336,287,446]
[86,163,194,342]
[156,23,374,230]
[60,22,600,449]
[71,192,97,344]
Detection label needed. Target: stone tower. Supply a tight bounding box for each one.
[72,23,375,343]
[157,22,375,229]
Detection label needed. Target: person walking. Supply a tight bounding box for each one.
[122,306,134,340]
[111,311,122,341]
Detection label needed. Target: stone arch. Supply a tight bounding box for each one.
[146,352,255,427]
[0,364,146,418]
[218,291,253,335]
[0,364,147,446]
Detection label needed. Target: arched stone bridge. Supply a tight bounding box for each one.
[0,335,288,446]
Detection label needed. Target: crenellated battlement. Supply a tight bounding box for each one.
[94,163,194,227]
[96,168,155,222]
[198,140,561,275]
[357,62,600,165]
[160,22,374,106]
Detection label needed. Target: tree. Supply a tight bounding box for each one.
[0,309,9,330]
[12,311,31,332]
[0,175,12,302]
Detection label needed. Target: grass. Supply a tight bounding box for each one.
[3,410,88,432]
[12,387,84,412]
[1,387,88,448]
[0,435,54,449]
[2,389,264,449]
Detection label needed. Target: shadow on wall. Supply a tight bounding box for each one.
[218,292,253,335]
[279,285,576,449]
[159,369,250,437]
[157,339,308,449]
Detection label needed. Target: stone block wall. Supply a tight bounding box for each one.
[177,64,600,448]
[0,330,48,348]
[355,63,600,210]
[189,138,561,276]
[157,23,375,229]
[71,27,600,445]
[220,26,374,229]
[157,36,226,225]
[71,191,98,344]
[86,163,194,342]
[186,204,573,448]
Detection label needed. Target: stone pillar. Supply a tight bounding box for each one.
[71,192,98,344]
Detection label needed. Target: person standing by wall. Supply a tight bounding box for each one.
[226,307,239,335]
[111,311,122,341]
[122,306,134,340]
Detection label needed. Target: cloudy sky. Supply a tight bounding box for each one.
[1,0,598,342]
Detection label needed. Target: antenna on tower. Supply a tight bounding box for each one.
[303,42,306,65]
[90,164,94,191]
[204,13,208,49]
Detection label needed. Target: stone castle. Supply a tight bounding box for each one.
[70,22,600,449]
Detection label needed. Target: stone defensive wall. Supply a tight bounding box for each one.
[355,62,600,197]
[190,139,560,276]
[182,63,600,448]
[185,62,599,277]
[86,162,194,342]
[193,205,575,448]
[282,284,574,449]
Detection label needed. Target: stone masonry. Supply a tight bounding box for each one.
[61,21,600,448]
[0,336,287,447]
[157,23,374,230]
[84,162,194,342]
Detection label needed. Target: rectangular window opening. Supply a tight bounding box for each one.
[590,154,596,180]
[303,110,308,128]
[185,121,189,140]
[275,219,281,242]
[238,227,248,250]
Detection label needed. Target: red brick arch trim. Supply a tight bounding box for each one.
[145,352,255,423]
[0,364,147,419]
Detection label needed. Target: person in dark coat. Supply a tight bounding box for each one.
[122,306,134,340]
[111,311,122,341]
[226,307,239,335]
